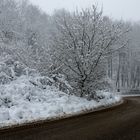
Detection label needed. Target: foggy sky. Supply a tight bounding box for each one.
[30,0,140,22]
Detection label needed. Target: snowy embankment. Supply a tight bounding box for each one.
[0,75,121,128]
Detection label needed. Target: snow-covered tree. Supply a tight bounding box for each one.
[0,0,52,74]
[51,6,129,97]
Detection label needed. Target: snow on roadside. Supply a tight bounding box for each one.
[0,76,121,128]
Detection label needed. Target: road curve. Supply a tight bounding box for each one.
[0,97,140,140]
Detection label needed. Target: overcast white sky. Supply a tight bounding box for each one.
[30,0,140,22]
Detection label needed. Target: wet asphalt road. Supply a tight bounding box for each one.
[0,97,140,140]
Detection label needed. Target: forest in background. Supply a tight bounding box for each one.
[0,0,140,99]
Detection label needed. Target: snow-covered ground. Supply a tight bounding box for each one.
[0,75,121,128]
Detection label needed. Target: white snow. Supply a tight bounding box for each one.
[0,75,121,128]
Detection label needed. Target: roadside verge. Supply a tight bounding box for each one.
[0,98,125,131]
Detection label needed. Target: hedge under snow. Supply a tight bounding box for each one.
[0,74,121,128]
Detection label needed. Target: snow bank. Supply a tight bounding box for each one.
[0,76,121,128]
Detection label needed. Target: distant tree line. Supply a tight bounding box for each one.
[0,0,139,97]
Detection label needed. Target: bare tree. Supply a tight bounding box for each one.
[51,6,129,97]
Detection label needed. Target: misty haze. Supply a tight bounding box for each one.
[0,0,140,140]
